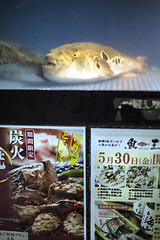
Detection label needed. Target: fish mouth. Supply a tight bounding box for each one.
[42,62,64,81]
[44,61,57,68]
[42,61,58,78]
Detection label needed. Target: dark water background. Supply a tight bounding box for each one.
[0,0,160,68]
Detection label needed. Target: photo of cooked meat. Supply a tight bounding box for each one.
[9,160,84,239]
[32,213,61,235]
[11,186,46,205]
[48,182,84,201]
[39,200,84,217]
[20,160,58,192]
[13,199,84,229]
[64,211,84,237]
[10,161,58,193]
[126,166,157,188]
[13,204,41,223]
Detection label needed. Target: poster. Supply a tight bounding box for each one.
[91,128,160,240]
[0,126,86,240]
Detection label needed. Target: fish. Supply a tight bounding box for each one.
[0,41,44,82]
[137,142,149,147]
[42,42,148,83]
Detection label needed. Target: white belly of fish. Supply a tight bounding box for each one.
[58,67,99,80]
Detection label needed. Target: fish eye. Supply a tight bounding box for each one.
[101,50,108,61]
[96,63,100,69]
[73,53,77,57]
[94,57,101,69]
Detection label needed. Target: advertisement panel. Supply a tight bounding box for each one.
[91,128,160,240]
[0,126,86,240]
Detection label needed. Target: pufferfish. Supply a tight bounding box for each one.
[43,42,148,82]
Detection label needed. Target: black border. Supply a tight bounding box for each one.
[0,90,160,127]
[0,90,160,240]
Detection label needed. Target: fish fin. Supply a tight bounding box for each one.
[119,56,148,78]
[35,63,48,81]
[151,67,160,71]
[94,57,114,77]
[136,56,148,73]
[119,72,139,78]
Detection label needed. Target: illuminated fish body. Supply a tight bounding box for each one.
[42,42,148,82]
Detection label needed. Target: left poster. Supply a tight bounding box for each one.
[0,126,86,240]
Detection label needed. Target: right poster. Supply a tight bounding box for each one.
[91,128,160,240]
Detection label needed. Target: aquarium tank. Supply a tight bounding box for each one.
[0,0,160,90]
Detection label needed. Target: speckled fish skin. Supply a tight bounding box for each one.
[0,41,44,80]
[42,42,148,82]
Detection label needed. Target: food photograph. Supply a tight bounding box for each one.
[126,166,158,189]
[0,127,85,240]
[94,201,155,240]
[95,166,125,188]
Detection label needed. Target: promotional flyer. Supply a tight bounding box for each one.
[91,128,160,240]
[0,126,86,240]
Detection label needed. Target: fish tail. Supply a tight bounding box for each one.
[136,56,148,73]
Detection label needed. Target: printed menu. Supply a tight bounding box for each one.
[91,128,160,240]
[0,126,86,240]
